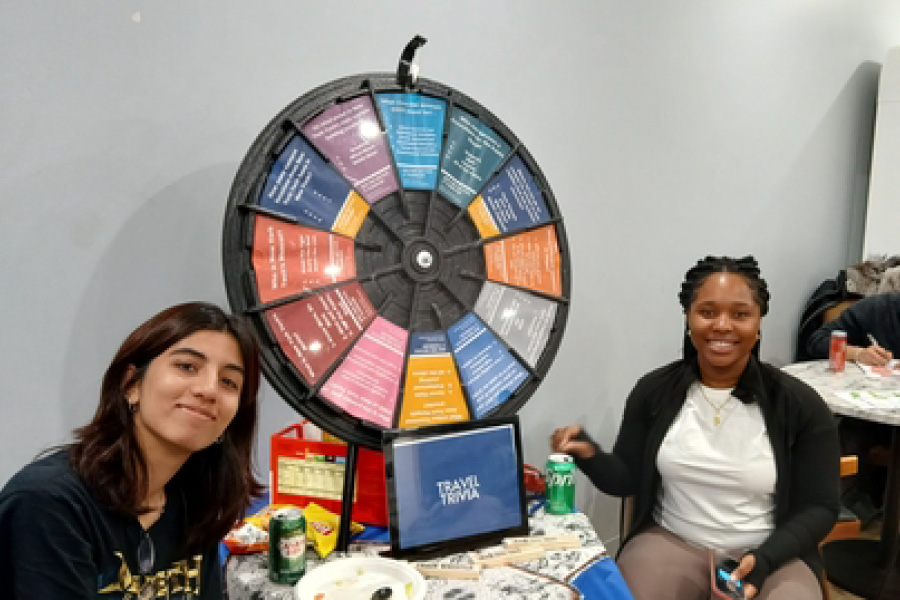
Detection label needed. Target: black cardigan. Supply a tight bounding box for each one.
[575,356,840,590]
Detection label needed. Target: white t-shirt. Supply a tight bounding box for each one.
[654,382,776,553]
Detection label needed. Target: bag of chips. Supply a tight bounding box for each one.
[303,502,364,558]
[222,503,298,554]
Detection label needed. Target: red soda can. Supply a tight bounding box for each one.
[829,330,847,371]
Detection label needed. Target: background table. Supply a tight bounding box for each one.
[226,511,616,600]
[783,360,900,599]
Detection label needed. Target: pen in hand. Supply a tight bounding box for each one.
[863,333,893,366]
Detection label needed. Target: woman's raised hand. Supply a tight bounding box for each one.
[550,425,595,460]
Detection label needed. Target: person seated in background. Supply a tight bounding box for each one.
[552,256,840,600]
[805,291,900,366]
[805,291,900,522]
[0,302,263,599]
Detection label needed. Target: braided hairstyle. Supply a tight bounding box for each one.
[678,256,770,360]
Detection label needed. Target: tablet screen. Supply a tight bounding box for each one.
[382,416,529,558]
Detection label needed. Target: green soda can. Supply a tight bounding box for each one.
[545,453,576,514]
[268,507,306,584]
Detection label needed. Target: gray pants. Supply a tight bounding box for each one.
[617,526,822,600]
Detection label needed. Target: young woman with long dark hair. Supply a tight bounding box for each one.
[0,301,263,598]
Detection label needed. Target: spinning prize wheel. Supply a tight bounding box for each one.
[223,38,571,451]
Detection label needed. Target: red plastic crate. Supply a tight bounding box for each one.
[269,422,388,526]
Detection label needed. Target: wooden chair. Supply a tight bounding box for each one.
[823,455,861,543]
[822,300,859,325]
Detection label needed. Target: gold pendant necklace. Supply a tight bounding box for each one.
[698,385,733,426]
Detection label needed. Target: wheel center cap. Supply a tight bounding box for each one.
[404,238,442,281]
[415,249,434,270]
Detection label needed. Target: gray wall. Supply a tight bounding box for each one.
[3,1,899,548]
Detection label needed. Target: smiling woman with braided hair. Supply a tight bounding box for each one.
[552,256,840,599]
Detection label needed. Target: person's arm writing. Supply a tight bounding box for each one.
[850,334,893,366]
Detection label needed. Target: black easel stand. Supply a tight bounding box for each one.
[336,441,360,552]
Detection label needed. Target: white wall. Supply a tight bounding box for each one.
[2,1,899,548]
[863,46,900,258]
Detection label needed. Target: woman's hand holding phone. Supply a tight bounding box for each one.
[712,553,757,599]
[729,554,757,599]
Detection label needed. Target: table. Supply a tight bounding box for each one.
[783,360,900,598]
[226,511,624,600]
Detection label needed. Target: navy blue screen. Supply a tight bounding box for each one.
[392,424,523,549]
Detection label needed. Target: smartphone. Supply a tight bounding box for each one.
[712,557,745,600]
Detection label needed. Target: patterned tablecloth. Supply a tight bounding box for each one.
[226,511,609,600]
[782,359,900,426]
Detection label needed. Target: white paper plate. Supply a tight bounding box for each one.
[294,556,426,600]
